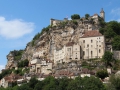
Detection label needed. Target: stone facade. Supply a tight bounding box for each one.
[80,30,105,59]
[30,59,53,74]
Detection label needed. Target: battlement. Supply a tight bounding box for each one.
[50,8,105,26]
[50,18,68,26]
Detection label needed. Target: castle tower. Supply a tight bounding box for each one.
[100,8,105,21]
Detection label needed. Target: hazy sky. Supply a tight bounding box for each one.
[0,0,120,70]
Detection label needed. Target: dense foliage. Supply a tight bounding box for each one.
[96,69,108,79]
[106,74,120,90]
[71,14,80,20]
[99,21,120,50]
[18,59,29,68]
[10,50,24,61]
[0,76,106,90]
[0,69,12,79]
[85,14,90,19]
[102,51,114,67]
[112,35,120,50]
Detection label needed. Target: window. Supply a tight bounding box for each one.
[83,40,85,43]
[91,40,93,43]
[91,51,93,57]
[87,44,89,47]
[83,51,85,55]
[99,49,101,53]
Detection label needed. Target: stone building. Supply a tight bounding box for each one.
[0,74,22,88]
[80,30,105,59]
[30,58,53,74]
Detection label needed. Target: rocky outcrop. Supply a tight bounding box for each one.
[5,18,101,69]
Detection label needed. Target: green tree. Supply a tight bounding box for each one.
[17,84,33,90]
[96,69,108,79]
[0,69,12,79]
[102,51,113,67]
[107,74,120,90]
[99,28,105,35]
[42,76,58,90]
[28,77,38,89]
[104,28,116,39]
[67,80,79,90]
[112,36,120,50]
[85,14,90,19]
[34,81,43,90]
[82,76,106,90]
[13,68,22,75]
[71,14,80,20]
[98,18,106,28]
[11,50,24,61]
[67,76,83,90]
[57,77,71,90]
[107,21,120,35]
[18,59,29,68]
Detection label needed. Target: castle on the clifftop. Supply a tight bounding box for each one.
[50,8,105,26]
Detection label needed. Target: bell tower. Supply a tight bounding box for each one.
[100,8,105,21]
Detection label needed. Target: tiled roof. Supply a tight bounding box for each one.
[81,30,102,38]
[4,74,22,82]
[66,42,74,46]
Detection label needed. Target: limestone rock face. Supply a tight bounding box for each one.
[6,52,16,69]
[5,19,101,69]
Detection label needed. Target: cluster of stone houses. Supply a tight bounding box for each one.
[30,30,105,74]
[0,67,115,88]
[0,74,22,88]
[0,69,94,88]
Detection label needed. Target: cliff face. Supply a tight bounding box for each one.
[5,19,101,69]
[6,50,23,69]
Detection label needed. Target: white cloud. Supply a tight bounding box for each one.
[0,16,35,39]
[0,65,5,71]
[111,8,120,16]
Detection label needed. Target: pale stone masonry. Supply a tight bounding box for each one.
[80,30,105,59]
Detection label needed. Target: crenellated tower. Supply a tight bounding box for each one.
[100,8,105,21]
